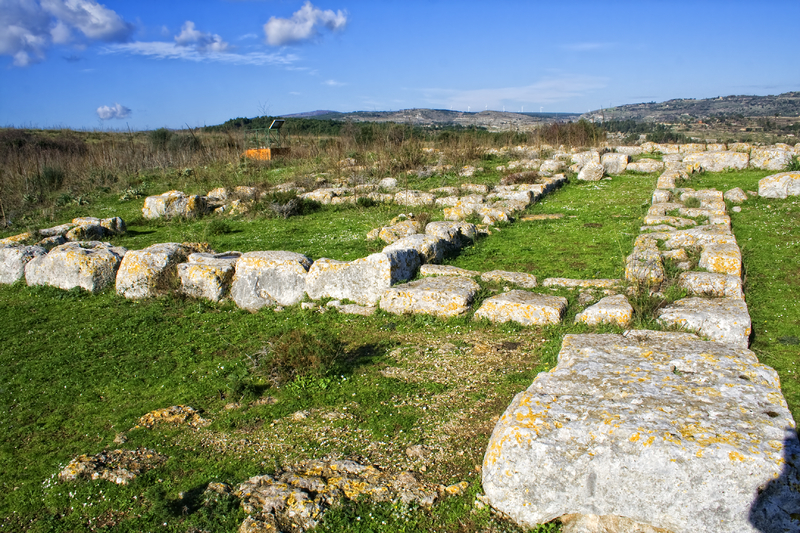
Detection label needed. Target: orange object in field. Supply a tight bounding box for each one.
[243,147,289,160]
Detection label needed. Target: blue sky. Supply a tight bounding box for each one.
[1,0,798,130]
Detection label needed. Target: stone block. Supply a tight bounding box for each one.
[420,264,480,278]
[706,143,727,152]
[306,250,420,306]
[679,143,706,154]
[614,146,642,156]
[481,270,538,288]
[750,146,793,170]
[571,151,600,168]
[574,294,633,326]
[116,243,201,299]
[625,237,664,286]
[577,161,604,181]
[724,187,748,203]
[601,153,628,175]
[539,160,564,174]
[394,190,435,206]
[699,242,742,277]
[651,189,672,204]
[658,297,751,347]
[683,151,749,172]
[728,142,752,153]
[461,183,489,194]
[758,171,800,199]
[230,251,312,310]
[380,276,479,318]
[382,234,446,264]
[300,188,340,204]
[483,332,798,533]
[378,220,422,244]
[541,278,621,289]
[0,245,48,284]
[142,190,207,219]
[178,252,241,302]
[424,221,477,249]
[474,290,567,325]
[678,271,743,299]
[26,242,126,293]
[626,159,665,173]
[434,196,459,207]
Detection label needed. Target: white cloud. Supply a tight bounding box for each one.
[422,75,608,110]
[104,41,297,66]
[264,1,347,46]
[96,102,131,120]
[174,21,230,53]
[0,0,133,66]
[323,79,344,86]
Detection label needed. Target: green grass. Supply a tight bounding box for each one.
[2,161,798,532]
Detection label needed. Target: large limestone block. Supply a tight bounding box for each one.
[394,190,435,206]
[646,224,736,249]
[626,159,664,173]
[379,276,479,318]
[613,146,642,156]
[420,264,480,278]
[230,251,312,310]
[680,189,723,204]
[434,196,459,207]
[539,160,564,174]
[682,151,749,172]
[306,250,420,306]
[678,143,706,154]
[658,297,751,347]
[178,252,241,302]
[424,221,477,249]
[728,142,752,153]
[25,242,126,293]
[0,245,47,284]
[461,183,489,194]
[300,188,340,204]
[724,187,748,203]
[483,332,799,533]
[382,234,446,264]
[750,146,793,170]
[378,220,422,244]
[600,153,628,175]
[477,205,512,224]
[758,171,800,199]
[489,189,535,204]
[653,143,680,154]
[577,161,604,181]
[474,291,567,326]
[0,231,37,247]
[678,271,743,299]
[574,294,632,326]
[651,189,672,204]
[142,191,207,219]
[699,242,742,277]
[571,151,600,168]
[706,142,727,152]
[116,243,200,299]
[481,270,538,289]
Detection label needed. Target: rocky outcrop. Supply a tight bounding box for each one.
[60,448,168,485]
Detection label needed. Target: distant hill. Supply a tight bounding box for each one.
[582,92,800,122]
[277,108,581,131]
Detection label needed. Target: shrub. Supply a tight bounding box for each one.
[149,128,172,150]
[39,166,65,190]
[253,328,343,387]
[205,218,232,236]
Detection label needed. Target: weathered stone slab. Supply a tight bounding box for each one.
[230,251,312,310]
[461,183,489,194]
[300,188,341,204]
[577,161,604,181]
[683,151,749,172]
[142,191,207,219]
[366,192,394,203]
[26,242,126,293]
[651,189,671,204]
[378,220,422,244]
[481,270,538,289]
[571,151,600,168]
[0,245,47,284]
[614,146,642,156]
[482,332,799,533]
[115,243,200,299]
[420,264,480,278]
[178,252,241,302]
[478,205,512,224]
[728,142,752,153]
[758,171,800,199]
[626,159,665,173]
[380,276,479,318]
[750,146,793,170]
[574,294,632,327]
[378,177,397,189]
[424,221,477,249]
[658,297,751,347]
[601,153,628,175]
[542,278,620,289]
[647,224,737,249]
[680,189,724,204]
[678,271,743,299]
[661,248,688,262]
[306,250,420,306]
[474,290,566,325]
[383,234,446,264]
[434,196,460,207]
[539,160,564,174]
[699,242,742,277]
[647,202,684,216]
